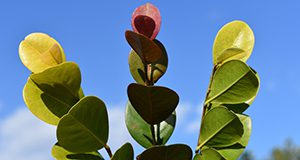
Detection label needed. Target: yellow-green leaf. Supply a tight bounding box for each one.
[213,21,254,65]
[19,33,66,73]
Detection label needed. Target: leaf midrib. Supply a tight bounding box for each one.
[199,116,236,148]
[70,114,106,147]
[205,69,250,104]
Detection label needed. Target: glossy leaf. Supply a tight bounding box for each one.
[132,3,161,40]
[213,21,254,65]
[216,114,252,160]
[52,143,104,160]
[57,96,108,152]
[111,143,134,160]
[129,39,168,84]
[206,60,259,105]
[23,62,81,125]
[197,107,243,149]
[19,32,66,73]
[125,101,176,148]
[125,30,162,64]
[138,144,192,160]
[127,83,179,125]
[194,149,224,160]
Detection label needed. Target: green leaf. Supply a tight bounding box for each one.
[127,83,179,125]
[111,143,134,160]
[52,143,104,160]
[216,114,252,160]
[129,39,168,84]
[57,96,108,152]
[206,60,259,105]
[125,101,176,148]
[197,107,243,149]
[194,149,224,160]
[19,33,66,73]
[23,62,81,125]
[125,30,162,64]
[138,144,192,160]
[213,20,254,65]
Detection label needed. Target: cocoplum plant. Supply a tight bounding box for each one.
[19,3,259,160]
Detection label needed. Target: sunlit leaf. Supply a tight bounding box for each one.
[213,21,254,65]
[19,33,66,73]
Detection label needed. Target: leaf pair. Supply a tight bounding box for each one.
[128,39,168,84]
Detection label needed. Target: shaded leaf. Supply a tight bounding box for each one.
[129,39,168,84]
[206,60,259,105]
[197,107,243,149]
[125,101,175,148]
[23,62,81,125]
[52,143,104,160]
[57,96,108,152]
[132,3,161,39]
[19,32,66,73]
[111,143,134,160]
[213,21,254,65]
[214,115,252,160]
[138,144,192,160]
[194,148,224,160]
[127,83,179,124]
[125,30,162,64]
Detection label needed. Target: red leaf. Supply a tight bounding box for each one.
[132,3,161,40]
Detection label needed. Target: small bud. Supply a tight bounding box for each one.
[131,3,161,40]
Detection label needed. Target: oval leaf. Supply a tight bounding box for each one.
[213,20,254,65]
[23,62,81,125]
[138,144,192,160]
[132,3,161,39]
[197,107,243,149]
[125,30,162,64]
[125,101,176,148]
[19,32,66,73]
[206,60,259,105]
[127,83,179,125]
[129,39,168,84]
[111,143,134,160]
[52,143,104,160]
[57,96,109,152]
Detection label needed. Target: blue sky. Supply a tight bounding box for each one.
[0,0,299,159]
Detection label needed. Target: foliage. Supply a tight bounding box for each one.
[19,2,260,160]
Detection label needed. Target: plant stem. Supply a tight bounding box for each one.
[150,124,157,145]
[196,65,218,153]
[104,144,113,158]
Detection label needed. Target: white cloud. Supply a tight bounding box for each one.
[0,107,56,160]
